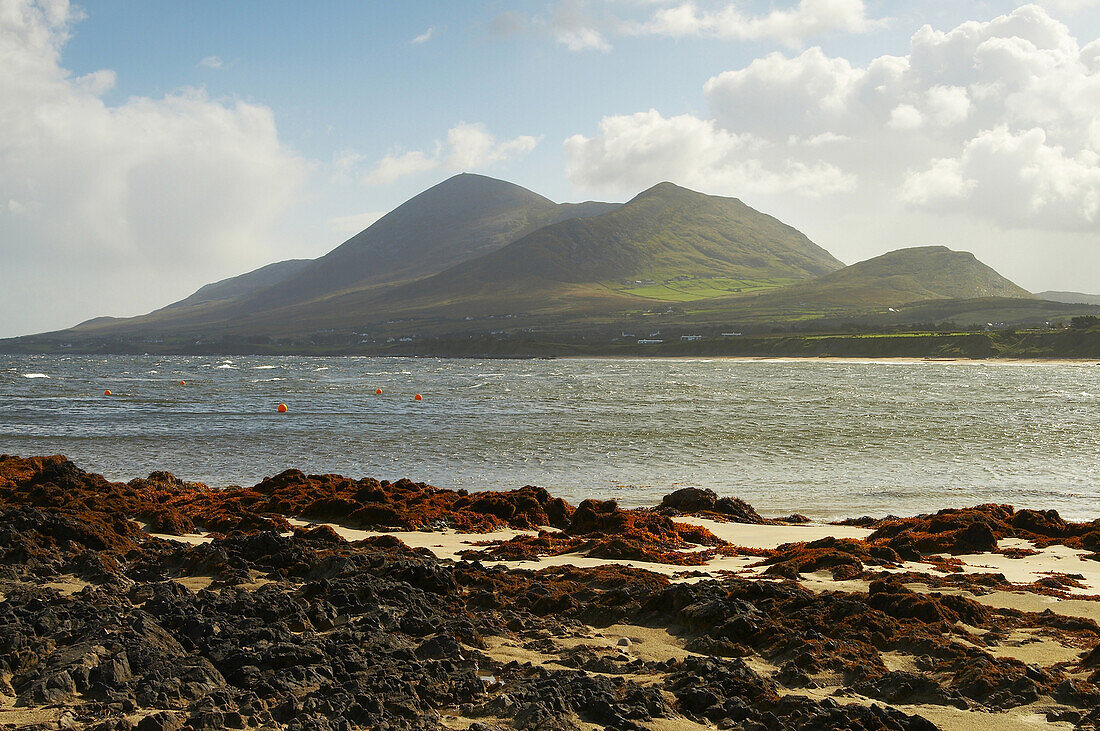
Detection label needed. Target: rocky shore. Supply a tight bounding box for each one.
[1,455,1098,730]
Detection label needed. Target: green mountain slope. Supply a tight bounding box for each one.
[161,259,312,310]
[456,182,842,284]
[234,174,629,316]
[316,181,844,322]
[739,246,1033,311]
[70,174,619,334]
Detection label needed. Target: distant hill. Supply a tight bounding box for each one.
[1037,291,1100,306]
[742,246,1032,310]
[662,246,1039,331]
[161,259,311,310]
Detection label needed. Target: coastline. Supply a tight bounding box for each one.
[563,354,1100,364]
[2,455,1098,730]
[5,324,1100,360]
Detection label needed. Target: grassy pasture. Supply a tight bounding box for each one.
[607,276,799,302]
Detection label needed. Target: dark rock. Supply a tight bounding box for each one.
[135,711,184,731]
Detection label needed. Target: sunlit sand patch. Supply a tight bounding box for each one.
[480,623,703,676]
[172,575,216,592]
[284,518,539,561]
[791,686,1075,731]
[136,518,1100,614]
[560,624,702,665]
[479,618,1083,731]
[877,703,1073,731]
[947,625,1085,668]
[0,706,65,728]
[676,516,874,548]
[949,540,1100,595]
[932,588,1100,625]
[983,629,1087,666]
[42,574,94,596]
[484,550,758,578]
[132,520,213,546]
[880,651,922,674]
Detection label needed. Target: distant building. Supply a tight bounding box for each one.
[721,332,742,337]
[637,338,664,344]
[681,335,703,342]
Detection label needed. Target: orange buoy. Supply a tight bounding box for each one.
[179,380,186,386]
[375,388,383,395]
[277,403,288,413]
[414,393,423,401]
[103,389,112,396]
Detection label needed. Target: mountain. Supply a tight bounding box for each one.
[451,182,841,283]
[69,179,843,336]
[11,178,1045,352]
[228,174,618,316]
[69,174,620,334]
[1036,291,1100,306]
[161,259,312,310]
[738,246,1033,312]
[305,181,845,323]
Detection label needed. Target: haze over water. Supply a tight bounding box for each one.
[3,355,1098,521]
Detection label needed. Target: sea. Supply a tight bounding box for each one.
[2,355,1098,521]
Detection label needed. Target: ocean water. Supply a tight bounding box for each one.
[2,355,1098,521]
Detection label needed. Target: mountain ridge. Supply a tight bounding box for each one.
[35,176,1045,345]
[1037,290,1100,306]
[210,180,848,331]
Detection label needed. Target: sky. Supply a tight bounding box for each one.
[2,0,1100,337]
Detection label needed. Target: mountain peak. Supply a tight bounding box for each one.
[630,181,712,203]
[409,172,555,208]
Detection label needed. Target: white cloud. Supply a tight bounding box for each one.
[488,0,614,52]
[902,126,1100,227]
[555,26,611,51]
[0,0,306,336]
[364,122,537,185]
[565,109,855,197]
[330,148,366,183]
[548,0,613,51]
[638,0,882,48]
[411,26,437,44]
[326,211,385,235]
[568,4,1100,232]
[899,157,976,206]
[703,48,867,136]
[888,104,924,130]
[494,0,886,52]
[198,55,222,68]
[924,85,971,127]
[364,150,440,186]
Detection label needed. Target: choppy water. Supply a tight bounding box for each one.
[2,355,1098,521]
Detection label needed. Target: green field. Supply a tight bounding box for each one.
[606,276,799,302]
